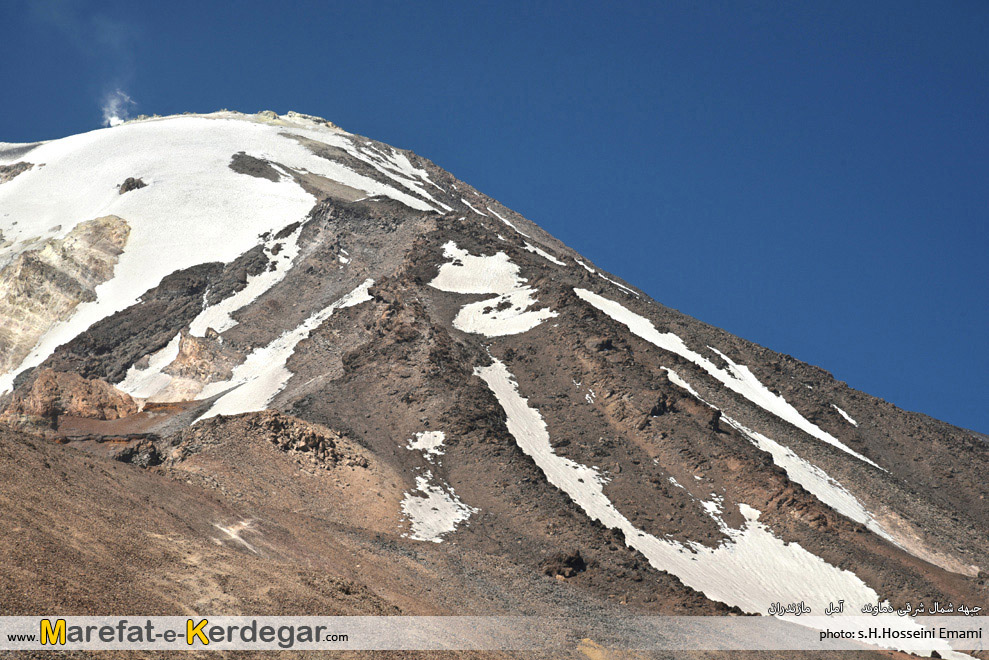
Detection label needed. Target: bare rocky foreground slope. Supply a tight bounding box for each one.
[0,111,985,659]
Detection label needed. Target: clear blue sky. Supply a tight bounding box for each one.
[2,1,986,432]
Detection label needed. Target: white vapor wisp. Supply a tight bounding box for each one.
[102,89,135,127]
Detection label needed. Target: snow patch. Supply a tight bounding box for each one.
[117,333,182,398]
[575,258,596,274]
[524,242,565,266]
[452,289,557,337]
[600,275,639,297]
[0,115,433,392]
[429,241,557,337]
[487,206,529,237]
[430,242,520,294]
[188,223,304,337]
[213,520,259,554]
[701,494,725,521]
[461,198,488,216]
[573,259,638,296]
[349,143,449,212]
[407,430,445,462]
[401,470,476,543]
[832,404,859,427]
[575,288,881,470]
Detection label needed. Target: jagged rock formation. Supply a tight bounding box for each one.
[0,215,130,374]
[0,111,985,658]
[160,330,238,383]
[169,410,369,470]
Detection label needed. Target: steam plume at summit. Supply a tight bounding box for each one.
[101,89,134,126]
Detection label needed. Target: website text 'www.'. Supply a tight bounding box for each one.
[5,618,347,650]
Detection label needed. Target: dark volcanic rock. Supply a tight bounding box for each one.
[34,243,270,384]
[37,262,223,383]
[229,152,280,182]
[542,549,587,578]
[113,438,164,467]
[118,176,147,194]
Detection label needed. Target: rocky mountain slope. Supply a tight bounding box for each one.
[0,111,985,658]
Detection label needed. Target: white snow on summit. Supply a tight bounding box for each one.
[355,142,451,211]
[0,113,434,392]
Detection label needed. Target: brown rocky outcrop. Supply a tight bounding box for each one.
[0,369,137,431]
[162,330,237,383]
[171,410,368,470]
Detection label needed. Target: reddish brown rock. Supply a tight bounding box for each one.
[0,369,137,430]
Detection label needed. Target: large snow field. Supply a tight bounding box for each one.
[0,113,434,392]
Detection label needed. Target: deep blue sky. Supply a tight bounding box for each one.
[2,1,987,432]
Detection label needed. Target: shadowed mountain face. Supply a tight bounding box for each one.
[0,111,985,658]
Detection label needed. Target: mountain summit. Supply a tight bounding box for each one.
[0,111,984,653]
